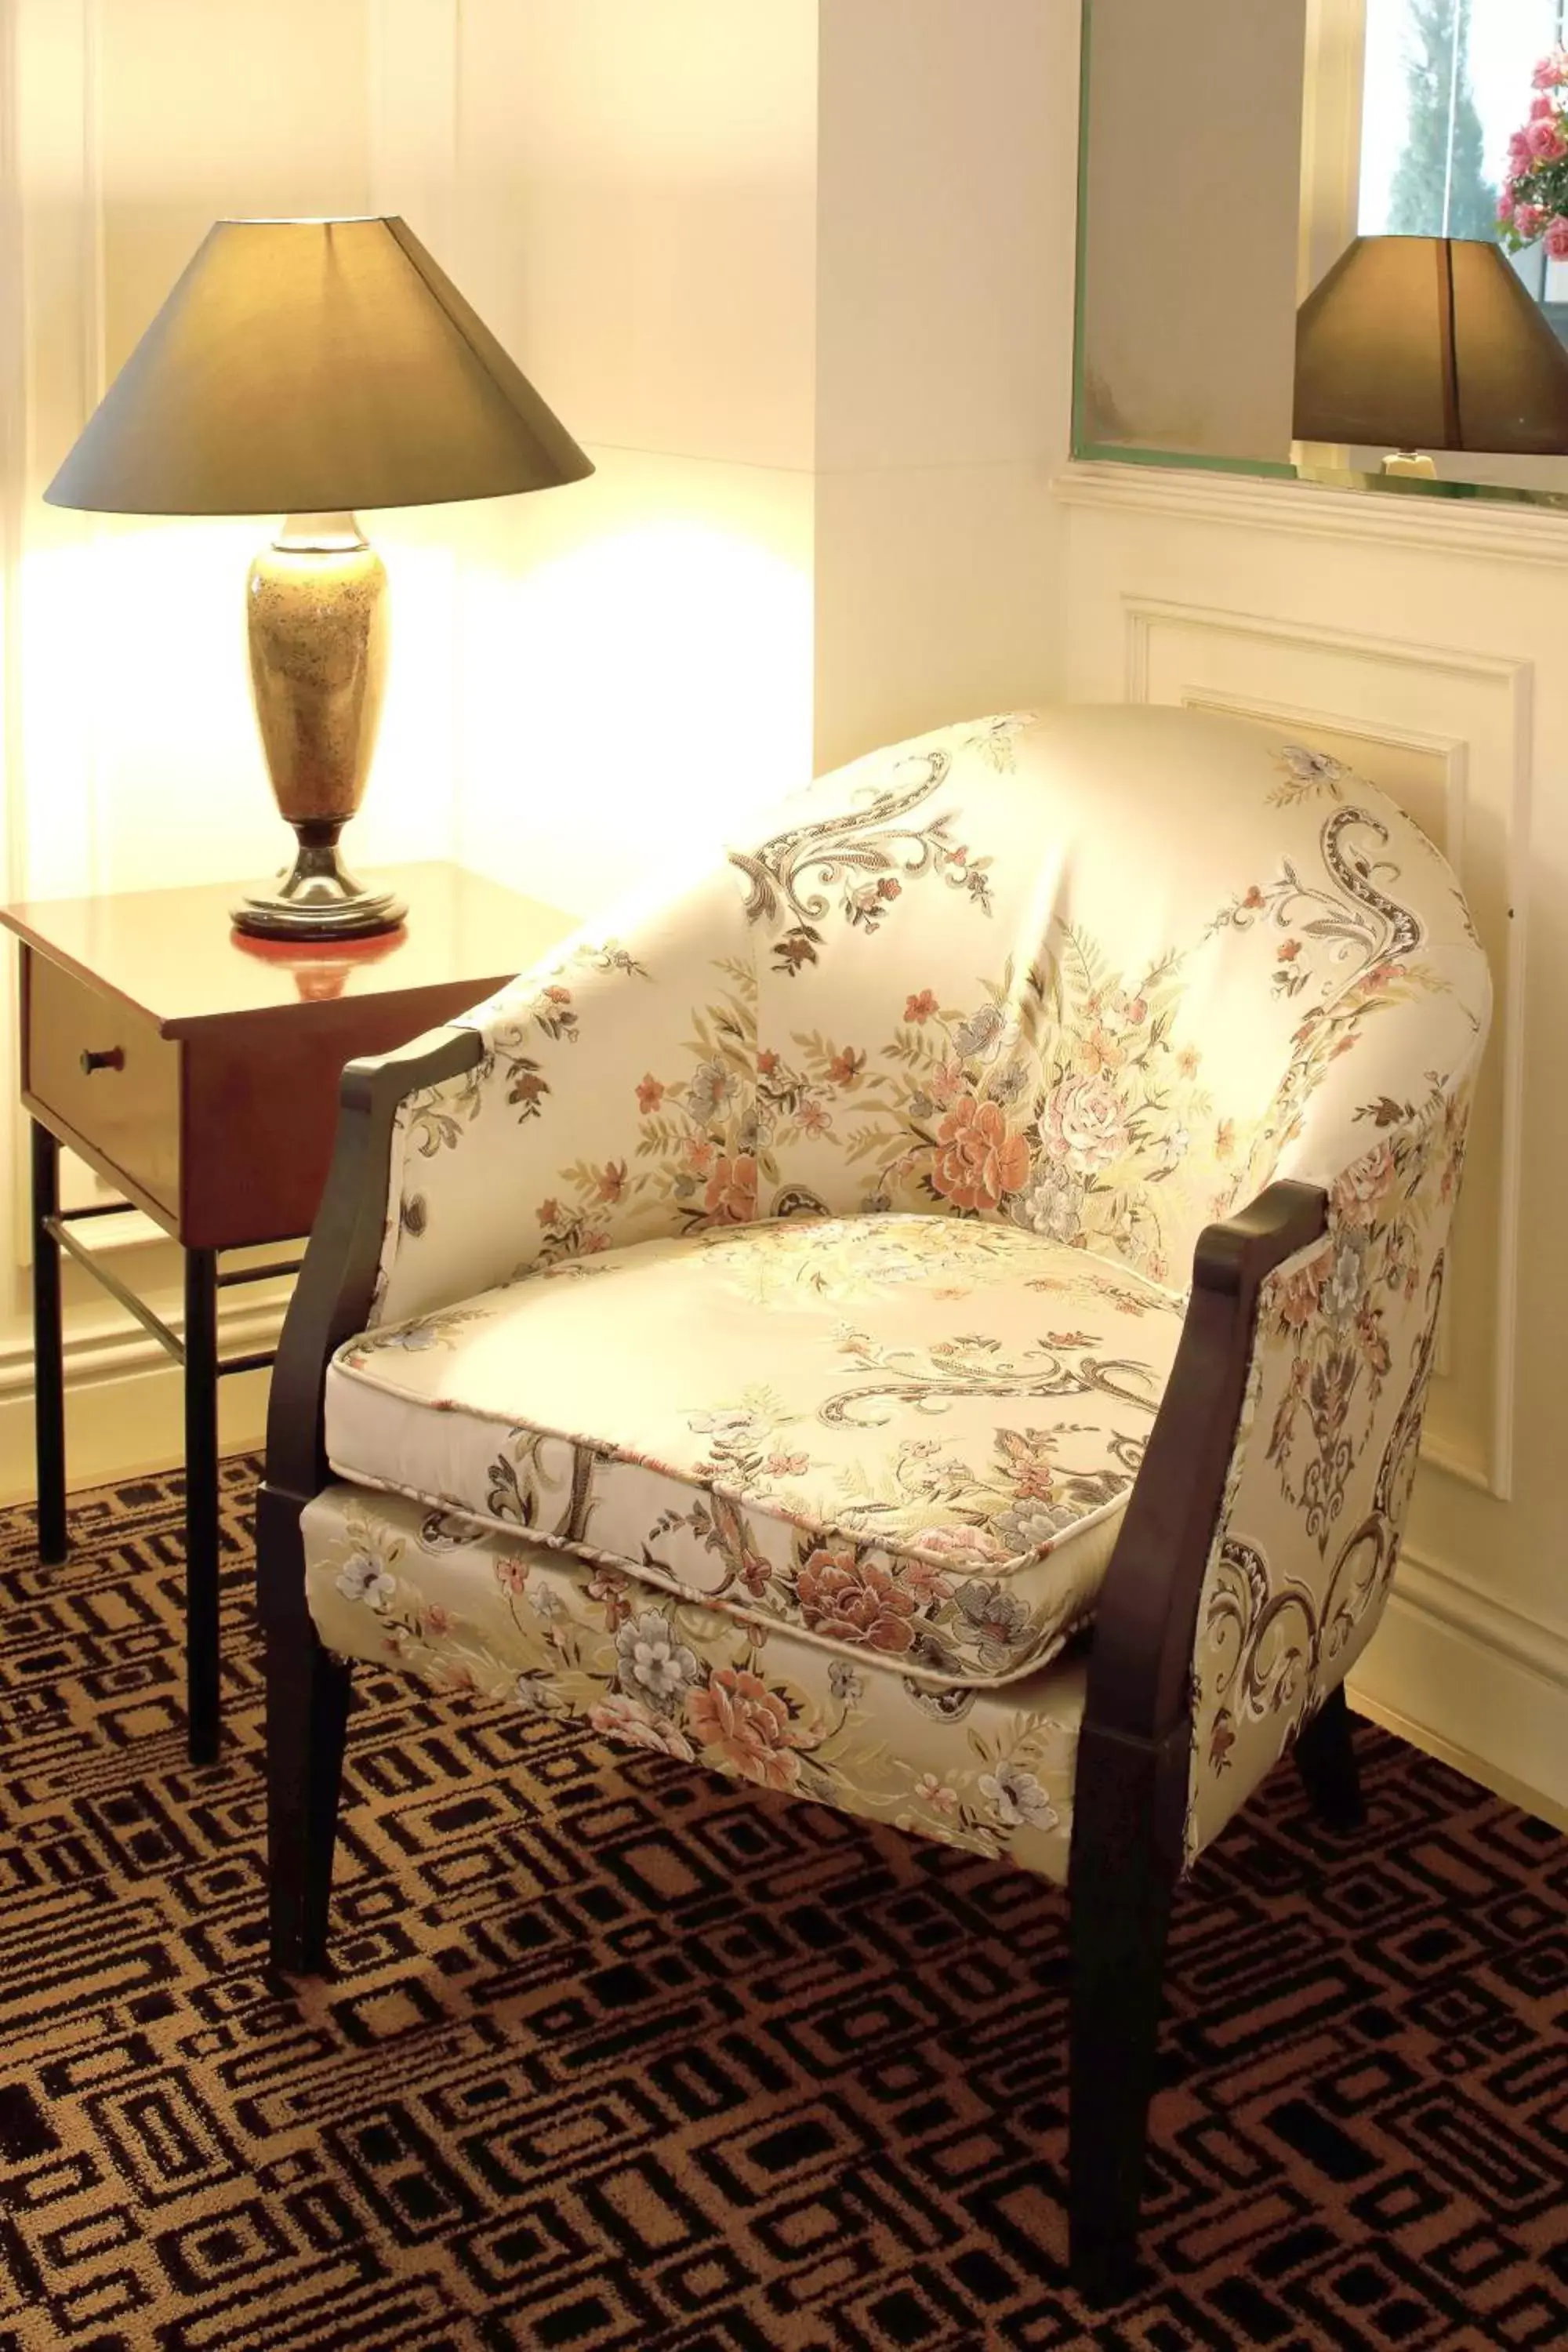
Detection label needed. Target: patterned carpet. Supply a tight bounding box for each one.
[0,1460,1563,2350]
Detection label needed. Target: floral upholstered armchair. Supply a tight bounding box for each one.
[259,706,1490,2302]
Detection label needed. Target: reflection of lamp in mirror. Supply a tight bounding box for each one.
[1295,234,1568,477]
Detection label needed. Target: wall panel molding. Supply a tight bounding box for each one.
[1056,457,1568,571]
[1121,595,1527,1509]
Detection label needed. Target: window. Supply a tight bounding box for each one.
[1359,0,1566,311]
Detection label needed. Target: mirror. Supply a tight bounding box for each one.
[1076,0,1568,505]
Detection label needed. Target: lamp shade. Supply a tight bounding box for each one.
[1294,234,1568,455]
[44,216,593,516]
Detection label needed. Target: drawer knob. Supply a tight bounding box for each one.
[80,1047,125,1076]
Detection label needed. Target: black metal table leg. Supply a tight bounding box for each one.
[183,1248,220,1763]
[31,1123,67,1564]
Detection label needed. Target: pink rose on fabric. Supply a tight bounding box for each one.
[1332,1139,1398,1229]
[1043,1073,1131,1175]
[1277,1265,1322,1331]
[1515,202,1547,242]
[914,1772,960,1815]
[589,1695,695,1762]
[1546,215,1568,260]
[932,1095,1031,1211]
[704,1152,757,1224]
[1527,118,1566,162]
[688,1668,805,1791]
[909,1524,1008,1569]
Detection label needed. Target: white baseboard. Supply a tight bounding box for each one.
[1348,1544,1568,1830]
[0,1287,279,1504]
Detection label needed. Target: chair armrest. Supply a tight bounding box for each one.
[1079,1018,1481,1875]
[1078,1179,1329,1861]
[1182,1069,1477,1861]
[257,849,759,1624]
[259,1023,482,1618]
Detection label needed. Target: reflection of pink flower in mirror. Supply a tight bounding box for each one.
[1548,216,1568,261]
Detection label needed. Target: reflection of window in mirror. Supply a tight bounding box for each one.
[1359,3,1559,260]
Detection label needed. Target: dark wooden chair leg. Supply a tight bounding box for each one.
[1068,1736,1178,2307]
[183,1247,222,1764]
[267,1626,353,1975]
[1293,1683,1365,1833]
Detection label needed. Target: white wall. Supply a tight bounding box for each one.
[0,0,379,1496]
[813,0,1073,769]
[382,0,822,920]
[20,0,380,906]
[368,0,1079,916]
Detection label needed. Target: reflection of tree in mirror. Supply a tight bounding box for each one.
[1388,0,1497,240]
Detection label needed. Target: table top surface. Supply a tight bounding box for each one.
[0,862,575,1036]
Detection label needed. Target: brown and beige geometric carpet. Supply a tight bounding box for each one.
[0,1458,1563,2351]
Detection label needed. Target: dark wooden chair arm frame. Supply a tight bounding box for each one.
[260,1026,488,1558]
[256,1025,1340,2307]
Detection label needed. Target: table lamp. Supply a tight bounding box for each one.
[1294,233,1568,477]
[45,216,592,939]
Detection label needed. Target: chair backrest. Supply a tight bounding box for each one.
[740,705,1490,1289]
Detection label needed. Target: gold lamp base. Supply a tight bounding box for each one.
[232,511,405,941]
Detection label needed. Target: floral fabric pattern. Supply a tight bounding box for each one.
[372,862,761,1329]
[303,1481,1084,1884]
[371,707,1472,1327]
[328,1215,1184,1688]
[309,704,1490,1882]
[1186,844,1489,1856]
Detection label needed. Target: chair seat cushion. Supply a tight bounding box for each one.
[325,1214,1185,1688]
[302,1479,1087,1886]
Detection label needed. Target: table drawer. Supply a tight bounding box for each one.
[26,952,181,1215]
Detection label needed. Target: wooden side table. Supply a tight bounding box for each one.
[2,863,572,1762]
